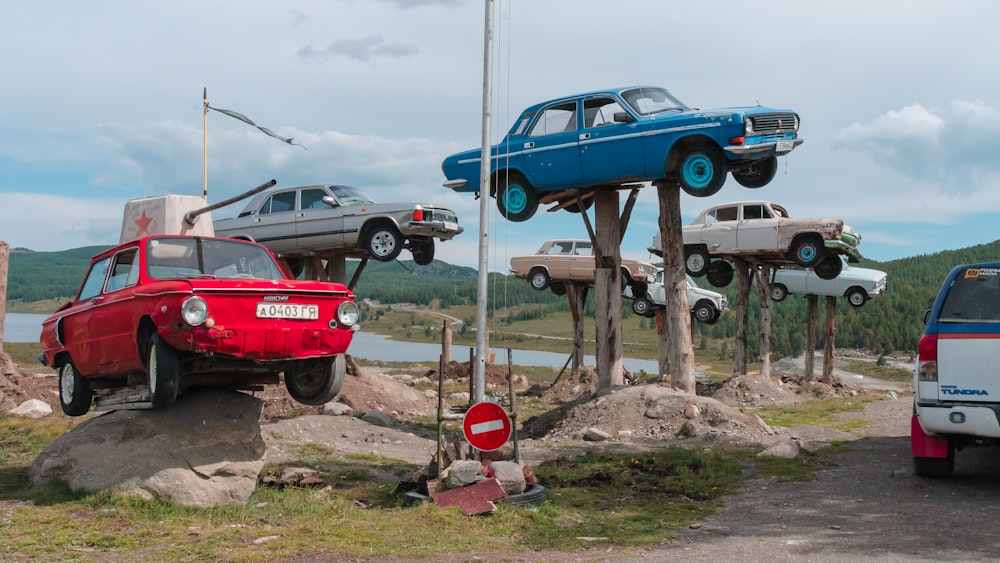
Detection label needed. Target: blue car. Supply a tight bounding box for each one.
[441,86,803,222]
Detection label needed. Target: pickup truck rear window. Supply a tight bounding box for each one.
[939,267,1000,322]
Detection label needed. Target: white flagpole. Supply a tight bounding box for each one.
[203,88,208,201]
[474,0,494,404]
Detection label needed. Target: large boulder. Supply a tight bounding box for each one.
[30,388,266,507]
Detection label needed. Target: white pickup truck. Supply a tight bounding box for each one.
[912,263,1000,478]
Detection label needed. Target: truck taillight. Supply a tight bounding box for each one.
[917,334,938,382]
[413,207,424,221]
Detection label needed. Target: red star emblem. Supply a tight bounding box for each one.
[134,210,154,237]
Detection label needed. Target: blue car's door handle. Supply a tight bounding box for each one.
[579,133,590,140]
[524,142,534,149]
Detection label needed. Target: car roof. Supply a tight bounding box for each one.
[235,183,358,213]
[520,86,662,112]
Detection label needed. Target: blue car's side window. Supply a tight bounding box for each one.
[584,97,625,128]
[529,102,577,137]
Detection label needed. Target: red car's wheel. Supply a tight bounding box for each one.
[59,360,93,417]
[148,333,180,408]
[285,355,346,406]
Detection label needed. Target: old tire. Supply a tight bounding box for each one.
[285,355,346,406]
[365,224,404,262]
[706,260,735,288]
[148,333,180,408]
[771,283,788,302]
[813,253,844,280]
[59,360,93,416]
[529,268,550,291]
[846,287,868,308]
[550,281,567,296]
[500,484,548,506]
[692,301,717,324]
[632,296,655,318]
[411,238,435,266]
[685,247,711,277]
[732,156,778,189]
[675,145,726,197]
[495,173,539,223]
[560,196,593,213]
[790,235,824,267]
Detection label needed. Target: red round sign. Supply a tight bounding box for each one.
[462,401,512,452]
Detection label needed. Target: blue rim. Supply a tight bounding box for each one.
[798,244,817,262]
[682,154,714,190]
[502,184,527,214]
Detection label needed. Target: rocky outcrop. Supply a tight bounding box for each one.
[30,388,266,507]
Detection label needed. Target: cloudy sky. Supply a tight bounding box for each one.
[2,0,999,272]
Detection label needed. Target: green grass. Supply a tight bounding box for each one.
[2,410,828,560]
[751,397,875,433]
[843,359,913,383]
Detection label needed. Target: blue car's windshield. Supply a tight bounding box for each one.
[621,87,689,116]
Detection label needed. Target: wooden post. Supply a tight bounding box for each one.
[592,190,623,389]
[654,181,693,392]
[325,254,347,284]
[0,241,7,353]
[755,264,773,380]
[655,308,671,379]
[804,294,818,381]
[822,296,837,383]
[733,260,751,376]
[566,282,588,382]
[441,319,452,367]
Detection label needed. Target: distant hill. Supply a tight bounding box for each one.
[6,239,1000,354]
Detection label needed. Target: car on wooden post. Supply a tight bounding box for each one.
[650,201,862,287]
[213,184,462,268]
[509,239,656,297]
[442,86,803,222]
[39,235,359,416]
[624,269,729,324]
[770,258,887,307]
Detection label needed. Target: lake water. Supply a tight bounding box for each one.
[3,312,660,373]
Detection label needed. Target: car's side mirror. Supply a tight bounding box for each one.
[322,196,338,207]
[613,111,633,124]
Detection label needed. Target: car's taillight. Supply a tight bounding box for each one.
[917,334,938,382]
[413,207,424,221]
[729,136,745,145]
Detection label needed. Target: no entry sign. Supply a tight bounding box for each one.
[463,401,512,452]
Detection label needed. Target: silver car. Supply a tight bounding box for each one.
[624,270,729,324]
[213,184,462,266]
[770,258,887,308]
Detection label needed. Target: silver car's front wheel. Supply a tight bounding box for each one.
[365,225,403,262]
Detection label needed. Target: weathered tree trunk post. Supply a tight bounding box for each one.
[733,260,751,376]
[655,308,671,380]
[655,181,694,392]
[592,190,623,389]
[755,265,774,380]
[441,319,452,367]
[804,294,818,381]
[822,296,837,383]
[0,241,7,353]
[325,254,347,284]
[566,282,588,381]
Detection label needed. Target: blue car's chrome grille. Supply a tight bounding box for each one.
[749,113,798,134]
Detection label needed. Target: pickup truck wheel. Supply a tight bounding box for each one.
[685,247,710,277]
[790,235,824,267]
[675,145,726,197]
[285,355,346,406]
[771,283,788,302]
[846,287,868,308]
[706,260,734,288]
[495,173,539,222]
[365,225,404,262]
[732,156,777,189]
[410,238,435,266]
[813,253,844,280]
[632,296,654,317]
[529,268,550,291]
[692,301,717,324]
[59,360,93,416]
[148,333,180,408]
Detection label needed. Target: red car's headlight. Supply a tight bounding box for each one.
[337,301,359,328]
[181,296,209,326]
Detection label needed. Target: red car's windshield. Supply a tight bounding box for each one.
[146,237,286,280]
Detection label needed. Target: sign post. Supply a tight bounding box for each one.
[463,401,512,452]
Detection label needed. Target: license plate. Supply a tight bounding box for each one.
[776,140,794,152]
[256,303,319,320]
[444,221,459,231]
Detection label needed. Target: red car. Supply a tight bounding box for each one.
[39,235,358,416]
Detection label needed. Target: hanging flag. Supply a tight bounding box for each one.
[207,104,305,148]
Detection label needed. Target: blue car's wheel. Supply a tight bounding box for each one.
[733,156,777,189]
[675,146,725,197]
[495,173,538,222]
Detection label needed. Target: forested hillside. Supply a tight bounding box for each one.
[8,240,1000,355]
